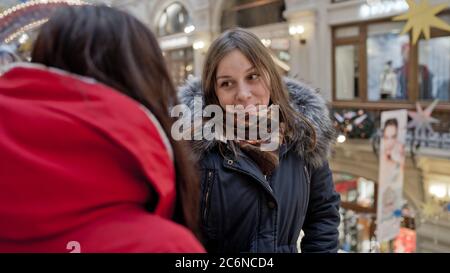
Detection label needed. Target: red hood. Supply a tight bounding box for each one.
[0,64,196,252]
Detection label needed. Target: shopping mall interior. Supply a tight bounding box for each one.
[1,0,450,253]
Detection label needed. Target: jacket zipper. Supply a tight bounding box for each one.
[203,170,214,223]
[303,165,311,214]
[304,165,311,184]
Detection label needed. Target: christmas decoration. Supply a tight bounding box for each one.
[393,0,450,45]
[0,0,87,44]
[407,99,440,136]
[333,109,375,140]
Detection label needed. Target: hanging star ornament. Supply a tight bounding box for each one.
[408,99,440,136]
[393,0,450,45]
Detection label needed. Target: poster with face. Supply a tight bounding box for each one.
[376,110,407,243]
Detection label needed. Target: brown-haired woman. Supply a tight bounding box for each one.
[180,28,340,253]
[0,5,203,252]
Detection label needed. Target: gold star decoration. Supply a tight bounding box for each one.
[420,200,443,219]
[393,0,450,45]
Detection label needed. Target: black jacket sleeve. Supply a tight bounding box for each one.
[300,161,341,253]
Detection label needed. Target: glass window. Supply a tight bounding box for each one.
[418,36,450,101]
[417,14,450,101]
[221,0,285,31]
[335,26,359,39]
[335,44,359,100]
[366,22,409,101]
[157,3,192,37]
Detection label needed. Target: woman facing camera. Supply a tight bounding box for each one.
[180,28,341,253]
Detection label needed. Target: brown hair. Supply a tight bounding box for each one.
[201,28,316,154]
[32,5,200,238]
[383,118,398,135]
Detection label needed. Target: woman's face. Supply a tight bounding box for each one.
[383,125,398,157]
[215,49,270,110]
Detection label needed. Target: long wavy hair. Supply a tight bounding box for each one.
[32,5,200,239]
[201,28,317,155]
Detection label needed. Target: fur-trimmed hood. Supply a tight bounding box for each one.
[178,77,336,169]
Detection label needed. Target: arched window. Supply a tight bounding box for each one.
[220,0,286,32]
[157,2,192,37]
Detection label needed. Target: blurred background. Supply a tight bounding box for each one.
[1,0,450,253]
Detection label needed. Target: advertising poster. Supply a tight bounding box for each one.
[376,110,407,242]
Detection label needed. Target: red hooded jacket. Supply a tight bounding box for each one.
[0,64,204,253]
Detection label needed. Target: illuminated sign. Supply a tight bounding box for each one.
[359,0,409,18]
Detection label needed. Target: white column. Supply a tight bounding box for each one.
[192,31,210,78]
[284,0,332,101]
[191,0,213,78]
[284,7,316,85]
[316,0,333,102]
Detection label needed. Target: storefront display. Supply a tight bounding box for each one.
[335,173,377,252]
[334,171,418,252]
[367,22,409,100]
[333,8,450,104]
[418,29,450,101]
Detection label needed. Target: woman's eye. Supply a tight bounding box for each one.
[220,81,232,88]
[248,73,260,80]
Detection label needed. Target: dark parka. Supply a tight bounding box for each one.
[179,78,341,253]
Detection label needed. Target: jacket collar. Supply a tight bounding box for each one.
[178,77,336,169]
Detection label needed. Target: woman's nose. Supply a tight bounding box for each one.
[235,82,252,103]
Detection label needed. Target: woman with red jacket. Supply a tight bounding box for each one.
[0,5,204,253]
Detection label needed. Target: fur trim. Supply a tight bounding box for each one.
[178,78,336,168]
